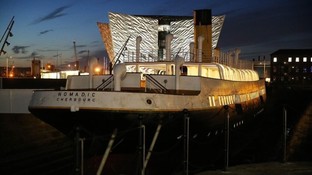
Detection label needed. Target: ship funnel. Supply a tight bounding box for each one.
[113,63,126,91]
[194,9,212,62]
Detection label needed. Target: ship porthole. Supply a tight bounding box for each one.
[146,99,152,105]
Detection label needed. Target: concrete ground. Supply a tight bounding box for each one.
[196,162,312,175]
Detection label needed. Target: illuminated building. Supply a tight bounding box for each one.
[270,49,312,86]
[97,10,225,63]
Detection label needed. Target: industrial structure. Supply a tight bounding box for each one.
[97,11,253,70]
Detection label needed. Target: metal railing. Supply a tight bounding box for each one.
[145,74,167,93]
[96,75,114,91]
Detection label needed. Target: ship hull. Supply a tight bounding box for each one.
[28,77,266,152]
[28,97,265,149]
[27,73,266,173]
[28,98,265,174]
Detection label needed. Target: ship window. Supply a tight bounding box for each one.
[218,96,222,106]
[288,57,292,62]
[303,57,307,62]
[273,57,277,62]
[295,57,299,62]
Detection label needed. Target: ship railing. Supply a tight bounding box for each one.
[120,50,254,70]
[145,74,168,93]
[96,75,114,91]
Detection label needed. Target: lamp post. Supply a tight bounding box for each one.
[6,56,13,78]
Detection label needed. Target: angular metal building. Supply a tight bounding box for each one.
[97,10,225,64]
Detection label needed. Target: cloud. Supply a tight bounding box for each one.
[12,46,29,54]
[31,5,71,24]
[74,44,87,48]
[53,53,62,58]
[39,29,54,35]
[78,50,89,54]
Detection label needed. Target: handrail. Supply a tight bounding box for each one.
[145,74,167,93]
[96,75,114,91]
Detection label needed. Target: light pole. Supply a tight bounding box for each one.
[6,56,12,78]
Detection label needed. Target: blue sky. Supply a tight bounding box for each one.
[0,0,311,67]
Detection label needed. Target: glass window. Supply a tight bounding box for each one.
[288,57,292,62]
[295,57,299,62]
[303,57,307,62]
[273,57,277,62]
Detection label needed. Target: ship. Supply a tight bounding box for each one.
[27,9,267,174]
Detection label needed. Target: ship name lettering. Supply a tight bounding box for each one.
[56,91,96,103]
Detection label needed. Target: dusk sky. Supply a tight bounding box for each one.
[0,0,311,67]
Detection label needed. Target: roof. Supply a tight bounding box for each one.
[271,49,312,55]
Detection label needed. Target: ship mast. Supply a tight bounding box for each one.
[0,16,14,56]
[73,41,79,70]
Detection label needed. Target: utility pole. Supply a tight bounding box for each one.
[73,41,79,70]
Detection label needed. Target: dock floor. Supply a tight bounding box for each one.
[196,162,312,175]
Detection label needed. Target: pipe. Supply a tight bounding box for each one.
[234,48,241,68]
[136,36,142,62]
[197,36,204,63]
[143,123,162,172]
[224,105,230,171]
[165,34,173,61]
[113,63,126,91]
[189,42,194,62]
[183,109,190,175]
[175,56,184,91]
[197,36,204,76]
[136,36,142,71]
[97,129,118,175]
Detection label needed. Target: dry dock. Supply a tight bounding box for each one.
[196,162,312,175]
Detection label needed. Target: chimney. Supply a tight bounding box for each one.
[194,9,212,63]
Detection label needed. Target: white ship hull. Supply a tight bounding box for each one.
[28,76,266,136]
